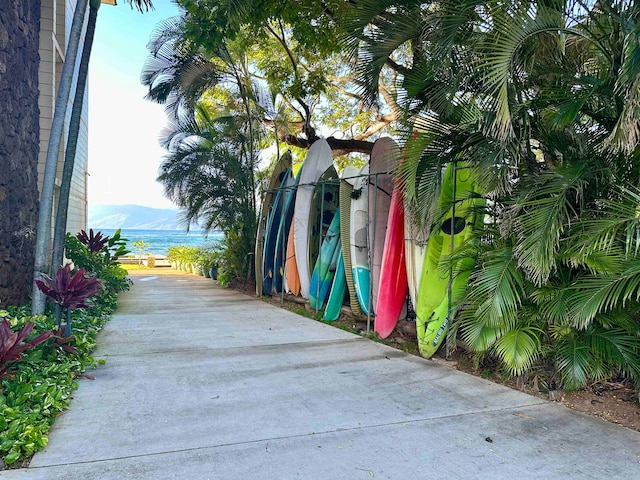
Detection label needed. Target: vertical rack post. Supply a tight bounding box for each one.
[446,160,457,359]
[367,171,378,335]
[316,180,326,313]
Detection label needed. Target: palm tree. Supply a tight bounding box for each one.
[31,0,89,315]
[32,0,154,315]
[142,16,273,279]
[51,0,101,270]
[157,104,260,278]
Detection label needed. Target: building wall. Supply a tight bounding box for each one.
[62,0,89,236]
[0,1,41,306]
[38,0,88,242]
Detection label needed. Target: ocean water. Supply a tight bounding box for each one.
[98,229,223,256]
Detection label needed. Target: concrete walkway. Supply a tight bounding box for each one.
[5,271,640,479]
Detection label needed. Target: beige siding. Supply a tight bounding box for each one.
[38,0,89,241]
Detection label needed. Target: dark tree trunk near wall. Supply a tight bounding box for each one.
[0,1,40,308]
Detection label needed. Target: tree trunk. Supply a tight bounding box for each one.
[0,0,41,308]
[52,0,100,269]
[282,135,374,155]
[32,0,88,315]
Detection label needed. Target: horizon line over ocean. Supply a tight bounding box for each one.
[96,228,223,256]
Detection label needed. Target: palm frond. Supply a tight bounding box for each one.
[493,326,542,377]
[465,242,525,327]
[568,260,640,329]
[512,166,586,285]
[478,3,572,139]
[554,332,592,390]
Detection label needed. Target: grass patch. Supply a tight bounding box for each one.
[119,264,150,272]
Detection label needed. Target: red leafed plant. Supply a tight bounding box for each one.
[35,264,102,309]
[35,264,103,336]
[0,318,54,379]
[77,229,109,253]
[51,326,79,355]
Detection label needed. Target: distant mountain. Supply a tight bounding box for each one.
[88,204,189,231]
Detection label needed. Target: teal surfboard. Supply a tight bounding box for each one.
[323,244,347,322]
[309,208,341,310]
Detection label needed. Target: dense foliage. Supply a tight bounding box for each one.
[1,230,130,466]
[342,0,640,390]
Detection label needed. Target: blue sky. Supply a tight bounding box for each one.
[88,1,180,209]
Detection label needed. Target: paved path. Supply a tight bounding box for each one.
[5,271,640,479]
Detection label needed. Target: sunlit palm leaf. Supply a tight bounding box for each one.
[494,326,542,376]
[568,260,640,329]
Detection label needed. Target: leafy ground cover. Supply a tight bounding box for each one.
[0,303,111,468]
[0,229,131,469]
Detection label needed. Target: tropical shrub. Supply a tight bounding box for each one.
[65,229,131,296]
[0,305,110,467]
[1,228,131,466]
[35,264,102,336]
[342,0,640,391]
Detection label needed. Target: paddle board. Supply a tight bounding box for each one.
[350,164,371,314]
[375,181,408,339]
[284,222,301,295]
[262,169,293,295]
[255,152,292,296]
[293,139,334,299]
[416,162,484,358]
[273,169,298,293]
[404,206,428,311]
[309,208,341,310]
[307,167,339,284]
[323,244,347,322]
[368,138,399,314]
[339,166,362,315]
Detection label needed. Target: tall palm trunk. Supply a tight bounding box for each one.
[52,0,100,269]
[32,0,153,314]
[32,0,88,315]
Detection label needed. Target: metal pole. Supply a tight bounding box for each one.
[367,171,378,335]
[281,183,294,305]
[446,161,457,359]
[316,180,326,313]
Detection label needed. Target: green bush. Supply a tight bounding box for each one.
[0,230,129,467]
[0,304,111,466]
[65,230,131,295]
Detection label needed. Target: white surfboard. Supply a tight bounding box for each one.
[404,207,427,311]
[350,163,371,314]
[293,138,334,299]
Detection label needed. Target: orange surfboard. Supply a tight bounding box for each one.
[284,222,301,296]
